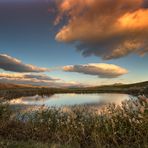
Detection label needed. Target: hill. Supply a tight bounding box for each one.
[83,81,148,95]
[0,81,148,100]
[0,83,36,89]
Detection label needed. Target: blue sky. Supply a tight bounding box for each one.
[0,0,148,86]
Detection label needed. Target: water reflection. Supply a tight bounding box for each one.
[8,93,134,107]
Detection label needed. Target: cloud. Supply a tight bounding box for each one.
[55,0,148,59]
[0,73,83,88]
[23,74,60,81]
[0,73,58,81]
[0,54,49,72]
[63,63,128,78]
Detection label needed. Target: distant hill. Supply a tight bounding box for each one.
[0,81,148,96]
[95,81,148,89]
[84,81,148,95]
[0,83,36,89]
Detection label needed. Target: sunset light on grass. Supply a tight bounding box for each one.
[0,0,148,147]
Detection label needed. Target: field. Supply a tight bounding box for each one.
[0,81,148,100]
[0,95,148,148]
[0,82,148,147]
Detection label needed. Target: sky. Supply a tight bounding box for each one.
[0,0,148,87]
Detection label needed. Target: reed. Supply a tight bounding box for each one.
[0,96,148,148]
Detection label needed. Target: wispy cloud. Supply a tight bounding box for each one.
[0,72,84,88]
[0,73,58,81]
[0,54,49,72]
[63,63,128,78]
[55,0,148,59]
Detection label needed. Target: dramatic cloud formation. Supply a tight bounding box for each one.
[63,63,128,78]
[55,0,148,59]
[0,73,83,87]
[0,54,49,72]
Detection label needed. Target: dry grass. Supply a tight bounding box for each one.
[0,96,148,148]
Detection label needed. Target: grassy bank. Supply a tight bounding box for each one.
[0,84,148,101]
[0,81,148,101]
[0,97,148,148]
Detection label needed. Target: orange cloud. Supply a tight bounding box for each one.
[55,0,148,59]
[63,63,128,78]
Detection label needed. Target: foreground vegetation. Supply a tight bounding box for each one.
[0,96,148,148]
[0,139,51,148]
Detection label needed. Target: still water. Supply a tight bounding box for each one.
[8,93,134,107]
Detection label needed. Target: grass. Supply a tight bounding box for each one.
[0,139,49,148]
[0,139,77,148]
[0,80,148,100]
[0,96,148,148]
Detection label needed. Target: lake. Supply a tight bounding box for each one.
[8,93,134,107]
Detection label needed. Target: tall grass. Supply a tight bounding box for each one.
[0,97,148,148]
